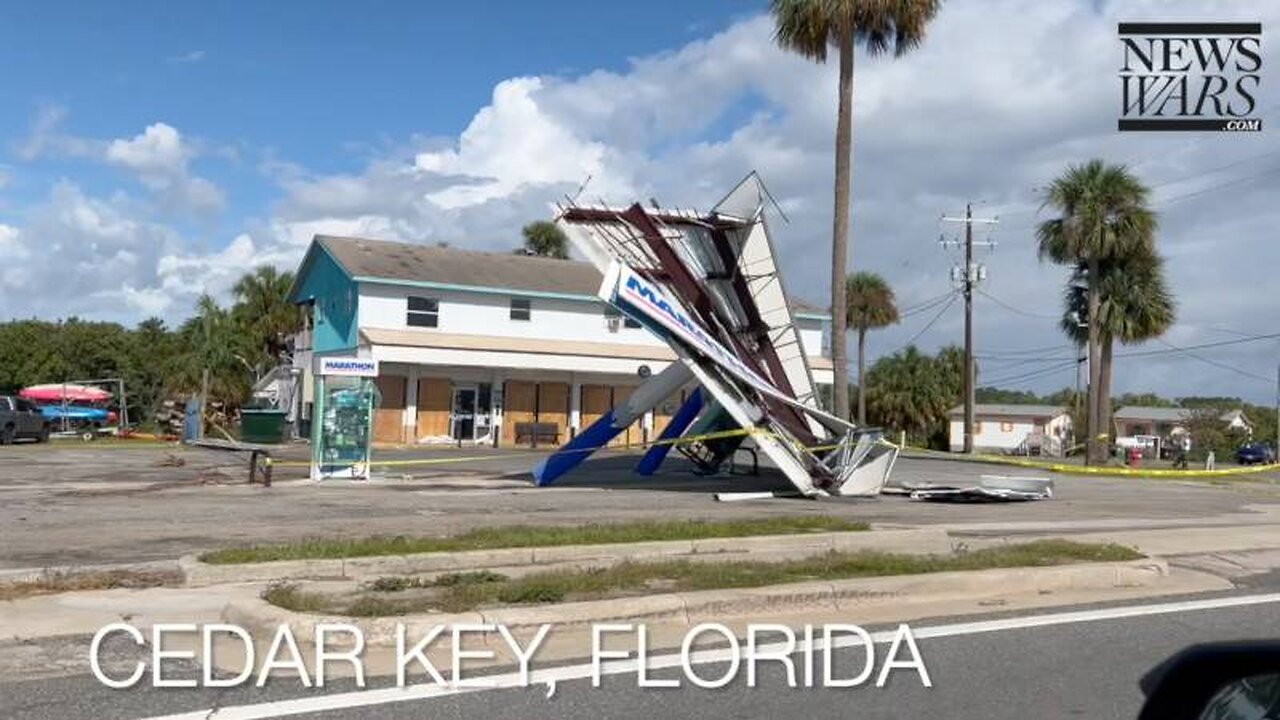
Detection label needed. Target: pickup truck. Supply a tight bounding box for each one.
[0,395,50,444]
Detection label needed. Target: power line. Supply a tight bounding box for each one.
[889,293,958,354]
[975,288,1061,320]
[1150,337,1274,384]
[1149,148,1280,190]
[977,354,1074,368]
[1116,332,1280,359]
[1155,165,1280,207]
[898,290,957,318]
[980,342,1078,357]
[981,358,1079,386]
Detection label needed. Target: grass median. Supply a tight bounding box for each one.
[263,539,1143,616]
[0,569,180,601]
[200,517,871,565]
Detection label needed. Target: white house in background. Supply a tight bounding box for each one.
[287,235,833,447]
[1112,406,1252,457]
[947,404,1073,456]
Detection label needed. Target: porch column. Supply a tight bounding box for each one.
[404,366,420,443]
[569,374,582,438]
[491,369,504,448]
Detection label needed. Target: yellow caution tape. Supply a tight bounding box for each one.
[265,429,1276,480]
[902,446,1280,478]
[265,426,770,469]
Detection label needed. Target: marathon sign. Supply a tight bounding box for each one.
[608,264,781,400]
[317,356,379,377]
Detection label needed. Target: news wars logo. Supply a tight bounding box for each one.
[1119,22,1262,132]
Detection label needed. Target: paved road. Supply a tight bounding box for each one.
[3,590,1277,719]
[3,444,1280,568]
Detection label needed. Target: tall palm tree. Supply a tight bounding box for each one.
[231,266,302,363]
[1095,252,1175,443]
[845,271,899,424]
[1061,254,1175,447]
[771,0,942,421]
[1040,161,1157,464]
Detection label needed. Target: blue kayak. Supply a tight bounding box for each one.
[39,405,111,423]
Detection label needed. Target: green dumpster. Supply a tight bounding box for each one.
[241,409,287,444]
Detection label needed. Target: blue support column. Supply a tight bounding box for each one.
[532,410,625,486]
[635,389,703,476]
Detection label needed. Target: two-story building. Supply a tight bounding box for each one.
[288,235,833,447]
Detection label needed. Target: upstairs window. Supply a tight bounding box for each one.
[407,296,439,328]
[510,297,532,321]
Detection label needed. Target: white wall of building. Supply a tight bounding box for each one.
[358,283,667,347]
[794,319,825,361]
[948,413,1071,453]
[358,281,830,359]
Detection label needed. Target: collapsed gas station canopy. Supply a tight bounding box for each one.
[533,174,898,497]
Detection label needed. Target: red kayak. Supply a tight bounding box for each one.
[19,384,113,403]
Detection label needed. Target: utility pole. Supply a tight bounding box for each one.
[941,203,998,453]
[1275,362,1278,457]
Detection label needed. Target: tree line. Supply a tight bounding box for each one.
[0,266,302,427]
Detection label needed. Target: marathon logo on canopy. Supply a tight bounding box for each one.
[318,356,380,377]
[613,266,776,394]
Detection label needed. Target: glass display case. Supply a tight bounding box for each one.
[310,374,380,480]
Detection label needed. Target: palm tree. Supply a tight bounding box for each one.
[845,271,899,424]
[171,295,254,411]
[1061,254,1175,448]
[1096,252,1175,443]
[519,221,570,259]
[231,266,301,363]
[1038,160,1156,464]
[771,0,942,422]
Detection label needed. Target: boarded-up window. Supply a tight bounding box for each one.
[415,378,451,439]
[537,383,570,440]
[373,375,407,444]
[502,381,537,446]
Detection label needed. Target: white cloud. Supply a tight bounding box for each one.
[15,104,101,161]
[115,284,173,315]
[0,181,181,316]
[15,112,223,213]
[414,77,619,209]
[105,123,224,213]
[166,50,206,65]
[0,224,23,257]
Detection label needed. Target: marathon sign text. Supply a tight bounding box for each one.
[317,356,379,377]
[1118,22,1262,132]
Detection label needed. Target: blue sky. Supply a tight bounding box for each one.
[1,0,760,239]
[2,0,1278,400]
[3,1,756,166]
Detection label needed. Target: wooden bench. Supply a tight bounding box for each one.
[515,421,560,447]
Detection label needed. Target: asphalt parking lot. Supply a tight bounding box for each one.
[2,441,1280,570]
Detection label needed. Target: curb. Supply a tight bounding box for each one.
[182,529,954,587]
[0,559,183,584]
[222,559,1170,645]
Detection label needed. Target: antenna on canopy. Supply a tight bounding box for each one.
[569,174,592,204]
